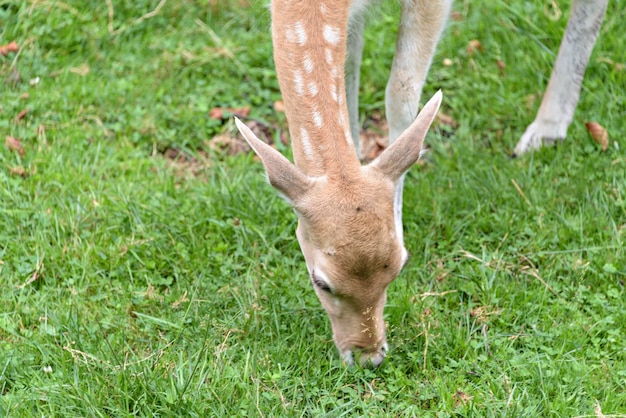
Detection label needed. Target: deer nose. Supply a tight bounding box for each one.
[356,342,388,368]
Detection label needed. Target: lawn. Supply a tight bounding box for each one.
[1,0,625,416]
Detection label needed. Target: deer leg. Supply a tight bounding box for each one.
[346,12,366,159]
[513,0,608,156]
[386,0,451,242]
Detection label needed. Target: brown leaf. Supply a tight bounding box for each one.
[454,391,474,407]
[209,107,224,120]
[0,41,19,56]
[450,11,464,21]
[274,100,285,113]
[232,106,250,117]
[209,106,250,120]
[496,59,506,75]
[467,39,482,55]
[470,306,502,323]
[10,166,27,177]
[69,63,90,76]
[585,121,608,151]
[5,136,25,155]
[16,109,29,121]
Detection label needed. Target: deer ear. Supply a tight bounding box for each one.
[235,117,312,203]
[369,90,442,181]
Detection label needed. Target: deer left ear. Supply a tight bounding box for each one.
[235,117,313,203]
[369,90,442,182]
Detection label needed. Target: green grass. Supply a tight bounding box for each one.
[1,0,625,415]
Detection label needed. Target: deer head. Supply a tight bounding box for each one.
[235,0,441,367]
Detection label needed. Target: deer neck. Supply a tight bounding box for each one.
[271,0,360,180]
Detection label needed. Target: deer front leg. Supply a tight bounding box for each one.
[513,0,608,156]
[386,0,451,242]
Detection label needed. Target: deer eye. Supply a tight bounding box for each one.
[311,271,332,293]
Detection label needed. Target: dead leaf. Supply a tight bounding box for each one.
[233,106,250,117]
[470,306,502,323]
[209,107,224,120]
[496,59,506,75]
[0,41,18,56]
[10,166,27,177]
[16,109,29,121]
[5,136,25,155]
[450,11,464,21]
[69,64,90,76]
[17,259,44,289]
[360,112,388,163]
[274,100,285,113]
[171,290,189,308]
[209,106,250,120]
[585,121,608,151]
[467,39,482,55]
[454,391,474,407]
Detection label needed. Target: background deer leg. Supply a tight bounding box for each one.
[513,0,608,156]
[345,13,366,159]
[386,0,451,242]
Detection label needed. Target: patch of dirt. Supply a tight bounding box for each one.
[208,118,287,156]
[360,111,389,163]
[161,147,210,180]
[171,106,458,178]
[360,109,458,163]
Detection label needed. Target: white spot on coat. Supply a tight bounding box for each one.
[323,25,340,45]
[303,54,314,74]
[294,21,307,45]
[293,70,304,95]
[300,127,314,158]
[308,80,319,97]
[313,111,323,128]
[325,48,333,65]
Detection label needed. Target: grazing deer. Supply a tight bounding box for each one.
[235,0,606,366]
[236,0,444,367]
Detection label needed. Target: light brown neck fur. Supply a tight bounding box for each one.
[271,0,359,179]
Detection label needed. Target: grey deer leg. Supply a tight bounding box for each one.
[345,8,367,159]
[513,0,608,156]
[386,0,451,243]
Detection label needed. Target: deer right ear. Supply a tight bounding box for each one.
[235,117,313,203]
[369,90,442,182]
